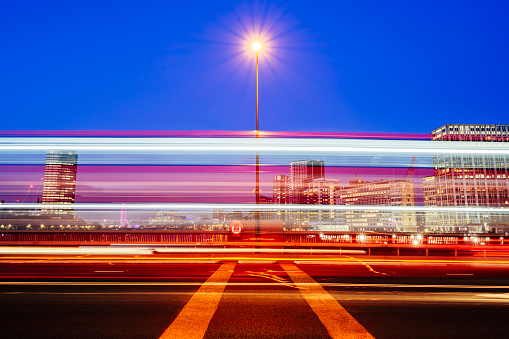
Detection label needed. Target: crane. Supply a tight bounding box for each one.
[405,156,417,182]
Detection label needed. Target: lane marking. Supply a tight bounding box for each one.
[94,270,124,273]
[158,263,235,339]
[346,256,389,276]
[446,273,474,276]
[245,270,298,289]
[281,263,374,339]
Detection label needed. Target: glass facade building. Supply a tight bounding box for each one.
[425,124,509,232]
[41,150,78,219]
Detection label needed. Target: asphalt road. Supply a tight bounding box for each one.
[1,261,509,338]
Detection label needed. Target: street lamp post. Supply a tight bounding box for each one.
[252,41,261,237]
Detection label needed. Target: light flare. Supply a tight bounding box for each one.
[251,41,261,51]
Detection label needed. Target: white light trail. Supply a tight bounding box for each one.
[2,202,509,214]
[0,137,508,156]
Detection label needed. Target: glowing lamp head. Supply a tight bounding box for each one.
[251,41,261,51]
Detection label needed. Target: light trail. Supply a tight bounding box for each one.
[2,133,508,236]
[0,137,507,156]
[4,255,509,266]
[2,202,509,214]
[2,281,509,289]
[0,246,365,255]
[0,247,154,255]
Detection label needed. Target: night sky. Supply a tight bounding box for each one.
[2,1,508,134]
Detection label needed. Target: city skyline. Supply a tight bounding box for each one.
[1,123,508,232]
[0,141,427,206]
[6,124,509,207]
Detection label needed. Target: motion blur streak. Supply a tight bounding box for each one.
[1,136,508,155]
[1,282,509,290]
[1,132,509,235]
[3,202,509,213]
[158,263,235,339]
[0,246,365,255]
[281,263,374,339]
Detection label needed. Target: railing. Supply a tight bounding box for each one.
[0,231,228,244]
[0,230,507,248]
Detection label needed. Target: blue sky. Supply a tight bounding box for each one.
[1,1,508,133]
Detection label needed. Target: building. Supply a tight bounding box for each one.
[272,174,289,221]
[424,124,509,232]
[338,178,417,232]
[423,176,436,206]
[422,176,439,230]
[149,210,185,227]
[273,174,289,205]
[432,124,509,142]
[270,160,326,226]
[304,178,340,205]
[289,160,324,204]
[41,150,78,219]
[303,178,344,228]
[289,160,324,189]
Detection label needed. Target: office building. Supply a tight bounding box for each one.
[422,176,439,230]
[273,174,289,205]
[41,150,78,218]
[338,178,416,232]
[424,124,509,232]
[303,178,343,227]
[289,160,324,204]
[289,160,324,189]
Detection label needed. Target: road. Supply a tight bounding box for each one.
[1,258,509,338]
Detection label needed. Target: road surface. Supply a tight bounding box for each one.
[1,259,509,338]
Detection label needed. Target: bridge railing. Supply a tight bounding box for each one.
[0,230,506,248]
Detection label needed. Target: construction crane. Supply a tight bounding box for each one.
[405,156,417,182]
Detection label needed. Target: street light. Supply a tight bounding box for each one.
[252,41,261,51]
[252,41,260,132]
[252,41,261,237]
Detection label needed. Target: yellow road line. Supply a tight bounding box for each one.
[158,262,235,339]
[281,263,374,339]
[347,256,389,276]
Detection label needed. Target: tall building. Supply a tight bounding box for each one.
[424,124,509,232]
[41,150,78,218]
[270,160,326,227]
[273,174,289,205]
[289,160,324,204]
[338,178,417,232]
[289,160,324,189]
